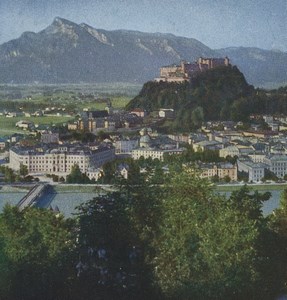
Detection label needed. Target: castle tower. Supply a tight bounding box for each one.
[224,57,230,66]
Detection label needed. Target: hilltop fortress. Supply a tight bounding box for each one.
[155,57,230,83]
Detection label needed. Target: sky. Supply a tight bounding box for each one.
[0,0,286,51]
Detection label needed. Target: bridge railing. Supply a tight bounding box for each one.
[17,184,47,211]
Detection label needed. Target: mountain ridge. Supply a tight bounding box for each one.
[0,17,286,87]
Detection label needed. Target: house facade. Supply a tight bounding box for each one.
[199,162,237,181]
[9,144,115,176]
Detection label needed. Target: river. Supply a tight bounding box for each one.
[0,185,284,218]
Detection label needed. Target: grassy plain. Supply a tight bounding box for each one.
[0,115,74,136]
[0,83,139,136]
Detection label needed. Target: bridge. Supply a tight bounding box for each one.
[17,183,48,211]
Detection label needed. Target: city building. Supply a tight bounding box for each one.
[130,109,147,118]
[159,109,175,119]
[9,143,115,176]
[86,167,102,181]
[237,159,266,182]
[41,131,60,144]
[131,147,183,161]
[264,155,287,178]
[193,140,224,152]
[199,162,237,181]
[15,120,34,130]
[219,145,240,158]
[114,138,139,154]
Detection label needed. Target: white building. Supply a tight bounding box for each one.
[15,120,33,130]
[219,145,240,158]
[159,109,174,119]
[86,168,102,181]
[131,147,183,161]
[9,144,115,176]
[114,138,139,154]
[237,159,265,182]
[248,154,266,163]
[264,155,287,178]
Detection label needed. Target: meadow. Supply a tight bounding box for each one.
[0,83,139,136]
[0,115,74,136]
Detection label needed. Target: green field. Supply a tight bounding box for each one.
[80,96,131,111]
[0,83,141,99]
[0,115,74,136]
[0,83,139,136]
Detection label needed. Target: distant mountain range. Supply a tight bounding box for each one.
[0,17,286,88]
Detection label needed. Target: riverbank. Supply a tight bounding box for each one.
[216,183,287,192]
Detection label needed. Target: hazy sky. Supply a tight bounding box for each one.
[0,0,286,51]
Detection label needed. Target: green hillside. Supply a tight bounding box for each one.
[127,66,254,131]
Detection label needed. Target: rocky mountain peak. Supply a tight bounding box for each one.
[80,23,113,46]
[42,17,79,38]
[52,17,77,27]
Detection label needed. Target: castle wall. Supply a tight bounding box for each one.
[157,57,230,83]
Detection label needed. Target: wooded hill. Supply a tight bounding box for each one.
[127,66,287,132]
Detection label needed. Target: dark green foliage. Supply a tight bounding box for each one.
[262,169,279,182]
[19,164,28,176]
[127,66,253,131]
[270,189,287,295]
[2,167,287,299]
[0,205,75,300]
[66,164,91,184]
[164,145,224,166]
[228,184,271,220]
[61,131,96,143]
[154,169,258,299]
[74,193,158,300]
[0,165,16,183]
[101,156,165,184]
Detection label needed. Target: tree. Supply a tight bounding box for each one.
[223,175,231,183]
[74,193,154,299]
[153,168,271,299]
[101,161,116,184]
[228,185,271,220]
[66,164,91,184]
[230,97,250,122]
[268,189,287,296]
[263,169,278,182]
[191,106,204,127]
[19,164,28,176]
[0,205,75,300]
[4,166,15,183]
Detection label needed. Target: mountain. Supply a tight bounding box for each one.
[217,47,287,88]
[0,17,286,87]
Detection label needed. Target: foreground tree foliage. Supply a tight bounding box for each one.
[73,193,158,300]
[153,169,269,299]
[0,205,75,300]
[269,189,287,296]
[1,169,287,299]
